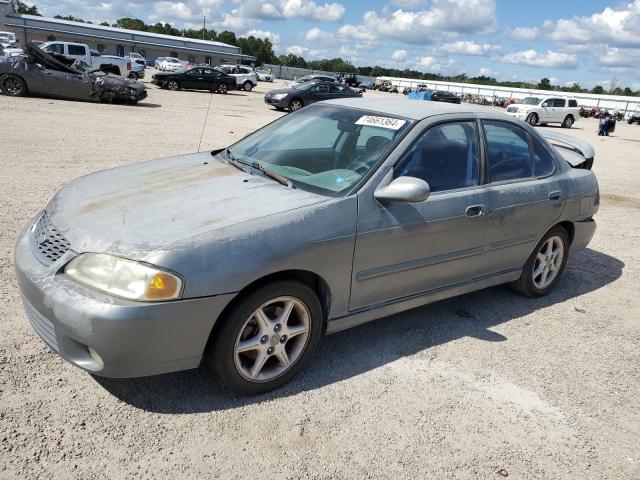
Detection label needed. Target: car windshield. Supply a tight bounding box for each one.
[519,97,541,105]
[293,83,316,91]
[227,104,413,196]
[168,58,180,63]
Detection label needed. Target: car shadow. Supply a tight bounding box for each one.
[94,247,623,413]
[134,103,162,108]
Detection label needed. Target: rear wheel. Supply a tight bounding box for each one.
[243,81,253,92]
[218,83,228,94]
[0,74,27,96]
[562,115,574,128]
[511,226,569,297]
[128,72,137,80]
[526,113,538,126]
[207,280,323,395]
[289,98,303,112]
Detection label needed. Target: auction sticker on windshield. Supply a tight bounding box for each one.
[355,116,407,130]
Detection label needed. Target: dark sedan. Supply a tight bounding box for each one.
[152,67,235,94]
[264,81,362,111]
[430,90,461,104]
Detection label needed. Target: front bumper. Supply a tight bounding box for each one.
[15,222,236,378]
[264,96,288,108]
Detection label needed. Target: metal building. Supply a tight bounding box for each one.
[0,0,255,65]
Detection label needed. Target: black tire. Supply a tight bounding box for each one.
[511,226,570,297]
[100,90,116,103]
[207,280,323,395]
[128,72,137,80]
[243,81,253,92]
[0,74,27,96]
[526,113,538,126]
[562,115,574,128]
[218,83,228,94]
[167,80,180,91]
[289,98,303,112]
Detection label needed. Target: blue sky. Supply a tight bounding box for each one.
[23,0,640,89]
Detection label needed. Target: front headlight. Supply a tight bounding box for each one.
[272,93,288,100]
[65,253,182,301]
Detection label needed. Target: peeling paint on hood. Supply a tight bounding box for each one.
[47,152,328,258]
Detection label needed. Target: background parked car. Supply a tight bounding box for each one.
[429,90,461,104]
[627,112,640,125]
[126,52,146,69]
[0,42,146,104]
[154,56,165,69]
[157,57,182,72]
[152,66,235,93]
[264,81,362,111]
[128,62,145,80]
[216,65,258,91]
[40,41,133,78]
[506,96,580,128]
[255,69,273,82]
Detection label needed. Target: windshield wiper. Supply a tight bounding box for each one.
[223,150,293,188]
[224,148,249,173]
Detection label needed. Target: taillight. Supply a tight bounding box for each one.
[127,62,131,70]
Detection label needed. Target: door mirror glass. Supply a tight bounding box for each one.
[375,176,430,204]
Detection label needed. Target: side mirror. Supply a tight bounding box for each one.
[374,176,431,204]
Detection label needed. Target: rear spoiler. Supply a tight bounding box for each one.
[542,131,594,169]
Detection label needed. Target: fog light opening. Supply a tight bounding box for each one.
[88,347,104,368]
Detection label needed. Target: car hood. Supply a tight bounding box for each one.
[47,152,328,259]
[98,74,145,90]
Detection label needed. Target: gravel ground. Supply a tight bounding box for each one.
[1,74,639,479]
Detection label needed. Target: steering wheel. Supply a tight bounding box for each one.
[346,159,370,175]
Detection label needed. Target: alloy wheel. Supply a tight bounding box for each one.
[532,236,564,289]
[290,100,302,111]
[219,84,228,94]
[1,76,24,96]
[168,81,179,91]
[233,296,311,382]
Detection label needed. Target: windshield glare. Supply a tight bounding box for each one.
[519,97,541,105]
[227,104,412,196]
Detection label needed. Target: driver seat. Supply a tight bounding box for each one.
[349,136,390,170]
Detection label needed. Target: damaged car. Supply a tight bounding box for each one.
[0,42,147,104]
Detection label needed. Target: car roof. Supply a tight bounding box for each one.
[322,97,496,120]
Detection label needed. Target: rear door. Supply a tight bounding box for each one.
[554,98,567,121]
[481,120,565,274]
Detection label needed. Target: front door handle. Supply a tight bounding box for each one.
[548,191,562,202]
[466,205,485,217]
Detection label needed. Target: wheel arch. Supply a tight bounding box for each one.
[557,220,575,245]
[205,269,332,349]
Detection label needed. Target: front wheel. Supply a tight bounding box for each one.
[526,113,538,126]
[511,226,569,297]
[207,281,323,395]
[289,98,303,112]
[0,74,27,96]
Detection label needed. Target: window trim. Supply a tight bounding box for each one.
[480,119,537,185]
[391,118,483,194]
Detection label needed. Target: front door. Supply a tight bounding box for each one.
[350,120,490,310]
[480,120,565,274]
[309,83,332,104]
[183,68,203,89]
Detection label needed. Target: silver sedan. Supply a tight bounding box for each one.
[16,98,599,394]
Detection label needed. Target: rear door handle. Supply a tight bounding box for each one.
[548,191,562,202]
[466,205,485,217]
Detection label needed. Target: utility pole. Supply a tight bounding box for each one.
[203,16,206,40]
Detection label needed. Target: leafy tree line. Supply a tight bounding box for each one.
[16,3,639,96]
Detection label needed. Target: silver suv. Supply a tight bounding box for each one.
[216,65,257,91]
[506,97,580,128]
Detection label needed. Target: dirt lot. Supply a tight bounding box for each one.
[1,73,639,480]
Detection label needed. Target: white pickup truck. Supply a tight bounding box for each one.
[39,41,133,78]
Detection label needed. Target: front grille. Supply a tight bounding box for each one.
[23,297,58,352]
[31,211,71,265]
[507,107,518,113]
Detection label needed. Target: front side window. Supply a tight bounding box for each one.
[484,120,533,182]
[227,104,412,196]
[542,99,553,107]
[47,43,64,54]
[394,121,479,192]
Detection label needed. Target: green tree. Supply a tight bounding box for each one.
[591,85,605,94]
[216,31,237,46]
[115,17,147,31]
[537,77,553,90]
[17,1,40,15]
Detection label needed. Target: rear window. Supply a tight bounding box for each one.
[483,120,533,182]
[532,136,555,177]
[568,100,578,107]
[68,45,87,56]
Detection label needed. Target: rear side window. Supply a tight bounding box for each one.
[553,99,566,107]
[568,100,578,107]
[68,45,87,56]
[395,121,479,192]
[483,120,533,182]
[532,136,555,177]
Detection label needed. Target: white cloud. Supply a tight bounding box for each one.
[507,26,539,40]
[280,0,345,21]
[499,49,578,69]
[440,40,500,56]
[478,67,495,76]
[391,49,408,61]
[286,44,328,57]
[546,0,640,48]
[339,0,497,45]
[390,0,427,7]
